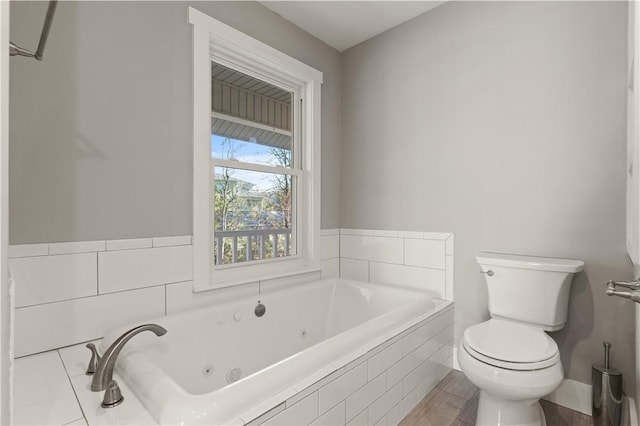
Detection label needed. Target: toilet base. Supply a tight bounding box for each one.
[476,390,546,426]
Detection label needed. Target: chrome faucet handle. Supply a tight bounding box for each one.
[85,343,101,376]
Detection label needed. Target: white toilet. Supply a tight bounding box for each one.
[458,252,584,426]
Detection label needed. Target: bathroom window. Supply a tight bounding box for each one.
[211,62,298,266]
[190,8,323,290]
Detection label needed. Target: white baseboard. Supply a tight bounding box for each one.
[625,395,637,426]
[542,378,591,416]
[452,345,461,371]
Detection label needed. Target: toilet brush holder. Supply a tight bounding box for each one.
[592,342,623,426]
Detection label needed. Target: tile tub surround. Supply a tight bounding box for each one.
[247,305,454,426]
[340,229,454,300]
[10,233,339,357]
[10,228,450,357]
[14,305,453,426]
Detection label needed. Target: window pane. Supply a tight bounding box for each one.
[211,61,292,167]
[211,133,291,168]
[213,166,296,265]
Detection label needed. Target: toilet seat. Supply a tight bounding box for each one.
[462,319,560,371]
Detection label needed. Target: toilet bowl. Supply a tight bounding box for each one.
[458,319,563,426]
[459,253,584,426]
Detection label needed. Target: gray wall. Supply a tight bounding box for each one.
[9,1,342,243]
[341,2,634,393]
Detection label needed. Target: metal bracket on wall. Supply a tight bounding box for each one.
[606,279,640,303]
[9,0,57,61]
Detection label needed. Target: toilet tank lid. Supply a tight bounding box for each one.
[476,252,584,273]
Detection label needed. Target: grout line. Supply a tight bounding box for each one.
[15,283,167,310]
[95,252,99,295]
[62,418,87,426]
[57,350,88,425]
[340,257,447,271]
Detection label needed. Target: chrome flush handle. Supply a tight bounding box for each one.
[481,270,494,277]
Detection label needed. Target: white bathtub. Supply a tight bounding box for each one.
[102,278,453,425]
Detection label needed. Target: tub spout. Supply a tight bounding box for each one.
[91,324,167,393]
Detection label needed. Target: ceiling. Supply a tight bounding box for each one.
[259,1,445,52]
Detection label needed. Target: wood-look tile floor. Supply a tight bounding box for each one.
[400,370,593,426]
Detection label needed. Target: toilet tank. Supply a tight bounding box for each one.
[476,252,584,331]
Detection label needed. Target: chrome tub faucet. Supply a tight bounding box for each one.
[89,323,167,408]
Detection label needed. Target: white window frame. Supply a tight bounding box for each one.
[189,8,322,291]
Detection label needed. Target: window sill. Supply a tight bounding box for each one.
[194,266,323,292]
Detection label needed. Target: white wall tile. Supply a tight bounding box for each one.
[105,238,153,251]
[320,228,340,236]
[11,253,97,308]
[404,239,445,270]
[387,390,417,425]
[345,373,386,421]
[368,342,402,381]
[397,231,423,239]
[98,245,193,294]
[373,230,398,238]
[14,352,83,426]
[374,414,387,426]
[369,262,445,297]
[64,418,88,426]
[152,235,192,248]
[49,240,105,255]
[416,370,442,402]
[58,339,102,378]
[320,234,339,260]
[290,367,347,406]
[422,232,451,240]
[318,363,367,415]
[340,258,369,282]
[415,338,440,366]
[368,382,403,425]
[15,286,165,357]
[445,235,454,256]
[263,393,318,426]
[310,401,345,426]
[445,256,454,301]
[246,402,286,425]
[403,359,434,397]
[340,235,403,264]
[321,258,339,279]
[346,409,368,426]
[340,229,371,236]
[9,243,48,258]
[166,280,259,315]
[387,355,416,390]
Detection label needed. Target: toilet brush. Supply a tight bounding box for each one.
[592,342,623,426]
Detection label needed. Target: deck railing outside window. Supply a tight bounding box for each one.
[214,229,292,265]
